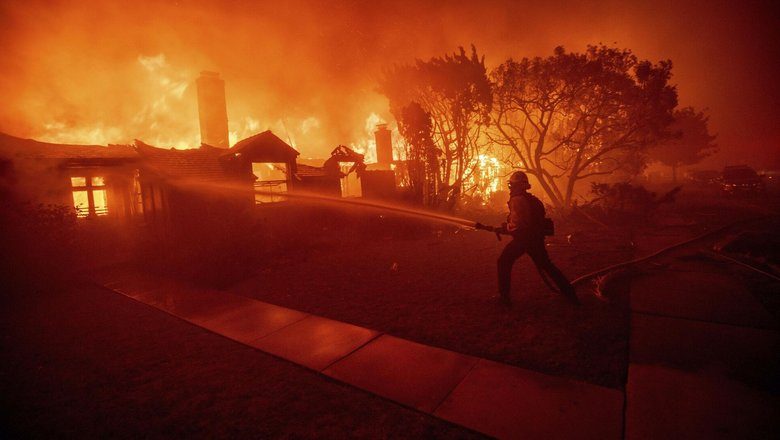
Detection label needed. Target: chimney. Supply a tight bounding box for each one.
[374,123,393,166]
[196,71,229,148]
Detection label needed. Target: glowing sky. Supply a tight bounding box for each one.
[1,0,777,167]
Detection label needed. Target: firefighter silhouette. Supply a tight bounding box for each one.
[492,171,578,306]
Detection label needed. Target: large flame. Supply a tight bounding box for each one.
[37,53,199,148]
[2,1,774,167]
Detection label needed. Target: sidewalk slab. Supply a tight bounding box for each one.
[103,274,177,296]
[198,301,309,345]
[626,364,778,440]
[631,313,780,390]
[323,335,478,413]
[117,286,252,323]
[251,315,380,371]
[630,272,775,328]
[435,359,623,440]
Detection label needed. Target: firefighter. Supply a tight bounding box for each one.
[495,171,578,306]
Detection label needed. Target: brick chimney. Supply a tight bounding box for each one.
[374,123,393,167]
[196,71,229,148]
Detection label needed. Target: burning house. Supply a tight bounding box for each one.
[0,125,399,229]
[0,130,303,228]
[132,140,250,231]
[0,132,140,221]
[0,71,403,227]
[228,131,300,203]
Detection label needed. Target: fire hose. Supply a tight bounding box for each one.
[472,222,562,293]
[471,216,769,293]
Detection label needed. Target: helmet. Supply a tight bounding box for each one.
[508,171,530,189]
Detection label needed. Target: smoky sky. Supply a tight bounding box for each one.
[1,0,778,166]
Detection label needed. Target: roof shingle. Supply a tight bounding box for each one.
[0,132,137,162]
[134,141,232,182]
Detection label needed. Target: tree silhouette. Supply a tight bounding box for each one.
[649,107,717,182]
[380,46,492,207]
[490,45,678,209]
[397,102,439,205]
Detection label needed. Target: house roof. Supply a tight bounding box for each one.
[0,132,137,164]
[0,131,297,184]
[134,141,233,182]
[296,163,329,178]
[228,130,299,162]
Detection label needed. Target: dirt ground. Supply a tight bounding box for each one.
[0,281,484,438]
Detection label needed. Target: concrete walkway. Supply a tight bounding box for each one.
[626,253,779,439]
[93,252,778,439]
[94,270,622,440]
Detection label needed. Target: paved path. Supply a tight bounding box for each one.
[625,251,779,439]
[93,270,622,440]
[94,248,778,439]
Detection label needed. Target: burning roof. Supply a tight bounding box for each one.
[0,132,137,166]
[1,129,303,185]
[133,140,234,182]
[229,130,300,162]
[295,164,328,178]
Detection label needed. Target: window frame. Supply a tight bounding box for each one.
[70,175,108,218]
[252,162,289,204]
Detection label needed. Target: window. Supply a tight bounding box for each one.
[252,162,288,204]
[71,176,108,217]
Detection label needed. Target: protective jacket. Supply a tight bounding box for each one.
[506,191,545,238]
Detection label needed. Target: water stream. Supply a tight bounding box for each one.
[182,179,480,228]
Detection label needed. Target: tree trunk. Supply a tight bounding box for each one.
[534,172,564,210]
[564,148,585,209]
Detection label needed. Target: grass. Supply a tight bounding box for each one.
[0,281,484,438]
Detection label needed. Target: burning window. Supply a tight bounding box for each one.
[252,162,288,203]
[70,176,108,217]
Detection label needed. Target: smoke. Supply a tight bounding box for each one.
[0,0,778,165]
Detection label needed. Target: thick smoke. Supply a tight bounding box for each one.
[0,0,777,165]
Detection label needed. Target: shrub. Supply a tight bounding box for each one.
[578,182,681,224]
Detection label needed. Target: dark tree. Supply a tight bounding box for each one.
[649,106,718,182]
[397,102,439,204]
[490,45,678,209]
[379,46,492,207]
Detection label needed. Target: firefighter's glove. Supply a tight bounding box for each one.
[491,223,508,241]
[474,222,493,232]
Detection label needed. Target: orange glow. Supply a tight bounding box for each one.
[466,154,507,201]
[70,175,108,217]
[0,1,777,168]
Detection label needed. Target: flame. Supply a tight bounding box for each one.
[300,117,320,134]
[345,113,404,164]
[464,153,507,202]
[36,53,199,148]
[229,116,262,147]
[343,112,382,163]
[29,53,368,155]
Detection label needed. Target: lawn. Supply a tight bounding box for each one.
[0,281,483,438]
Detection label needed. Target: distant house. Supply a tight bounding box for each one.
[0,132,139,221]
[1,128,398,231]
[0,130,304,227]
